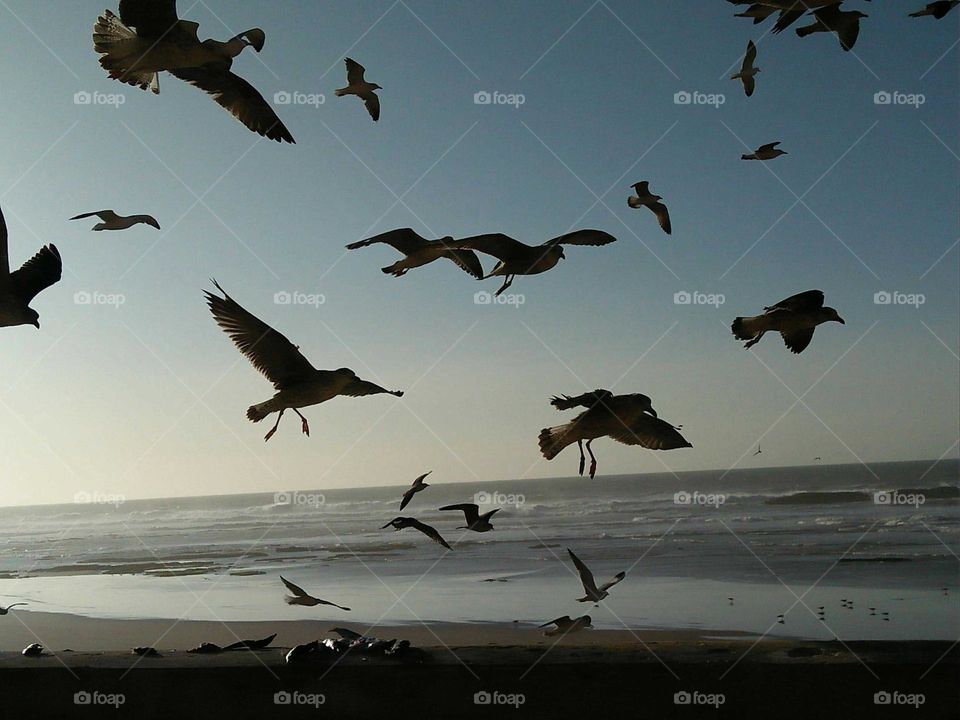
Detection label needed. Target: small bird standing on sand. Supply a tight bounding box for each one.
[539,615,593,637]
[795,6,868,51]
[70,210,160,231]
[0,603,27,615]
[742,141,787,161]
[399,471,432,511]
[346,228,484,278]
[731,40,760,97]
[381,517,453,550]
[567,548,625,604]
[0,205,62,330]
[335,58,381,121]
[439,503,499,532]
[732,290,844,353]
[280,575,351,611]
[628,182,672,235]
[909,1,959,19]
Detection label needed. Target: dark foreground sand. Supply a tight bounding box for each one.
[0,612,955,719]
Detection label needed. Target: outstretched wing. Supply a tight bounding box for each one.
[781,328,816,354]
[340,378,403,398]
[345,58,367,84]
[772,8,806,33]
[279,575,311,598]
[550,390,614,411]
[597,572,626,593]
[649,202,672,235]
[609,414,692,450]
[0,205,8,276]
[567,548,600,596]
[449,233,525,261]
[205,281,316,390]
[119,0,179,38]
[538,616,570,629]
[545,229,617,247]
[346,228,429,255]
[9,245,62,304]
[412,520,452,550]
[360,91,380,122]
[757,141,782,153]
[765,290,824,313]
[442,249,484,279]
[331,627,363,640]
[742,40,757,71]
[439,503,480,523]
[70,210,117,222]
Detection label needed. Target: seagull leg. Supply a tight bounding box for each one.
[264,410,284,442]
[586,440,597,479]
[293,409,310,437]
[577,440,585,476]
[495,276,513,297]
[744,332,764,349]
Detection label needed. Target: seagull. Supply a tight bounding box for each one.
[381,517,453,550]
[910,1,959,18]
[627,182,671,235]
[796,6,868,51]
[539,390,691,479]
[439,503,499,532]
[205,281,403,441]
[70,210,160,231]
[399,471,431,511]
[0,205,62,330]
[753,445,762,456]
[21,643,44,657]
[776,614,785,624]
[539,615,592,637]
[345,228,484,279]
[731,290,844,353]
[93,0,294,142]
[447,229,617,296]
[285,640,321,664]
[335,58,381,122]
[0,603,27,615]
[280,575,350,611]
[814,456,822,461]
[731,40,760,97]
[729,597,735,605]
[741,141,787,161]
[567,548,625,604]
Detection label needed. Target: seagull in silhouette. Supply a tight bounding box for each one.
[335,58,381,121]
[539,390,690,479]
[742,141,787,161]
[796,6,868,51]
[567,548,625,604]
[21,643,44,657]
[381,517,453,550]
[205,281,403,441]
[439,503,499,532]
[0,205,62,330]
[628,182,671,235]
[753,445,762,456]
[93,0,294,142]
[70,210,160,231]
[280,575,350,611]
[447,229,617,296]
[0,603,27,615]
[910,1,959,18]
[346,228,484,278]
[539,615,592,636]
[399,471,431,511]
[732,290,844,353]
[731,40,760,97]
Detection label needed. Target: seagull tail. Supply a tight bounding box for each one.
[795,25,816,38]
[93,11,160,93]
[731,315,762,341]
[246,403,274,423]
[538,424,578,461]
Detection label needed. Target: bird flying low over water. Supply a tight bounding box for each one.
[731,40,760,97]
[628,182,672,235]
[92,0,294,142]
[0,205,62,330]
[439,503,499,532]
[335,58,382,122]
[539,390,691,479]
[381,517,453,550]
[399,471,432,511]
[280,575,350,611]
[742,141,787,161]
[795,6,868,51]
[205,281,403,441]
[731,290,844,353]
[447,229,617,296]
[346,228,484,279]
[909,1,959,18]
[539,615,592,637]
[567,548,625,604]
[70,210,160,231]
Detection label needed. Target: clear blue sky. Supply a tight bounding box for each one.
[0,1,956,506]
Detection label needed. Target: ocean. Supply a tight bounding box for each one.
[0,460,956,640]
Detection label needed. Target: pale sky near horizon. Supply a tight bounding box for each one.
[0,1,957,507]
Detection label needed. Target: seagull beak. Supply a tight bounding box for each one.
[837,317,845,324]
[380,522,392,529]
[32,319,40,329]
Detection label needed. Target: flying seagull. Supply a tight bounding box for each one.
[909,1,959,18]
[280,575,350,611]
[346,228,484,279]
[539,615,592,637]
[448,229,617,296]
[439,503,499,532]
[753,445,762,456]
[0,205,62,330]
[0,603,27,615]
[539,390,691,479]
[70,210,160,231]
[729,0,870,33]
[399,471,431,511]
[627,182,671,235]
[335,58,381,122]
[93,0,294,142]
[742,141,787,160]
[205,281,403,441]
[567,548,625,604]
[796,6,868,51]
[731,40,760,97]
[732,290,844,353]
[381,517,453,550]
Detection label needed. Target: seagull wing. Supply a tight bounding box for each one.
[399,487,417,511]
[772,7,806,33]
[331,627,363,640]
[205,281,316,390]
[742,40,757,71]
[545,229,618,247]
[346,228,429,255]
[649,202,672,235]
[119,0,179,38]
[766,289,824,313]
[597,572,626,593]
[449,233,526,261]
[567,548,600,596]
[339,377,403,398]
[441,249,485,279]
[169,68,295,143]
[8,245,62,304]
[0,205,8,276]
[743,74,755,97]
[610,414,692,450]
[345,58,367,84]
[836,12,862,51]
[279,575,313,599]
[550,390,614,411]
[360,91,380,122]
[757,141,782,153]
[413,471,432,487]
[633,181,650,195]
[411,519,452,550]
[781,328,816,354]
[439,503,481,524]
[70,210,118,222]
